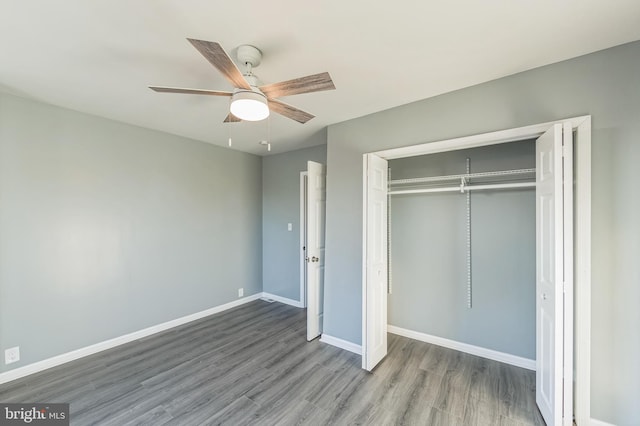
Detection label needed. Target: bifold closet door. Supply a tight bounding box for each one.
[363,153,388,371]
[535,123,573,426]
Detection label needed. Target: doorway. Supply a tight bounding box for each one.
[387,140,537,369]
[362,117,591,426]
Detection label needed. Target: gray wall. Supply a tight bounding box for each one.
[262,144,327,301]
[0,93,263,373]
[389,141,536,359]
[323,40,640,424]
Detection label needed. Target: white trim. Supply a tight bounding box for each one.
[374,115,590,159]
[388,325,536,371]
[0,293,263,385]
[300,171,308,308]
[575,117,592,426]
[363,115,591,421]
[261,292,304,308]
[562,122,575,426]
[320,334,362,355]
[590,418,617,426]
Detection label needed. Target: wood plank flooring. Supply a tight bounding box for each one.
[0,300,546,425]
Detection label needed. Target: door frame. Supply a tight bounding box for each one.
[362,115,591,425]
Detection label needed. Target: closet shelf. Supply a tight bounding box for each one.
[388,167,536,195]
[389,181,536,195]
[389,167,535,186]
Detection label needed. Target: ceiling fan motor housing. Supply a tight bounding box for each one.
[244,74,260,88]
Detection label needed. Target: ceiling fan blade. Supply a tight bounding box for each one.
[223,113,242,123]
[149,86,232,96]
[268,99,315,124]
[187,39,251,90]
[260,72,335,98]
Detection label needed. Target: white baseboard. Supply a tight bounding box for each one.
[591,418,617,426]
[388,325,536,371]
[0,293,263,385]
[261,292,304,308]
[320,334,362,355]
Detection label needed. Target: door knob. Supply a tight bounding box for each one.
[310,256,319,263]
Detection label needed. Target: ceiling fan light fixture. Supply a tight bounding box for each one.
[230,90,269,121]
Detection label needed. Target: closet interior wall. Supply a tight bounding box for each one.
[388,139,537,360]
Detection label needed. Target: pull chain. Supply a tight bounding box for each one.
[227,98,233,147]
[267,115,271,151]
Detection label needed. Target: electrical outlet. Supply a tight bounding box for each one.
[238,288,244,298]
[5,346,20,364]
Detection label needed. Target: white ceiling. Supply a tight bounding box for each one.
[1,1,639,155]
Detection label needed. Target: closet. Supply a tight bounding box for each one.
[387,139,537,361]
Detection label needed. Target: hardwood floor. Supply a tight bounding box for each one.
[0,300,545,425]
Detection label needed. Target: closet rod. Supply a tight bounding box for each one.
[389,181,535,195]
[390,168,535,186]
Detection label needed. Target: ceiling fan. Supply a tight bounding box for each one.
[149,39,335,124]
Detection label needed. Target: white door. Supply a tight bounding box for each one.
[306,161,326,341]
[536,123,573,426]
[363,153,388,371]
